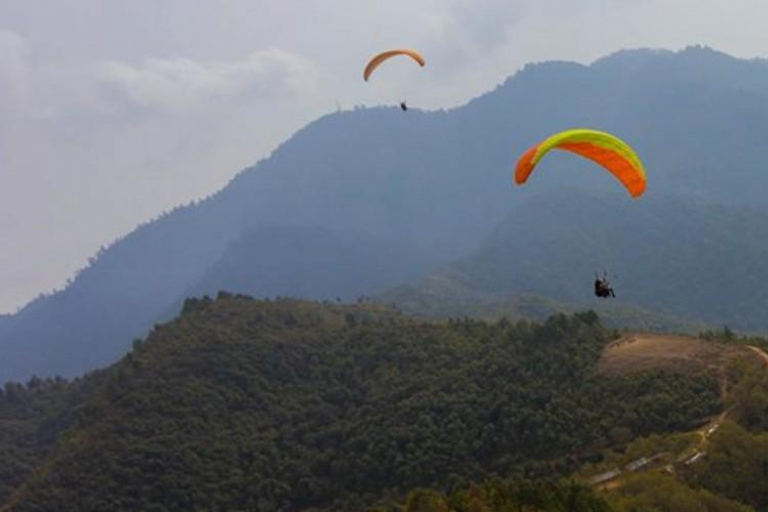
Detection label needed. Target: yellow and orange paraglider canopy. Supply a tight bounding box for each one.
[363,49,426,82]
[514,129,647,198]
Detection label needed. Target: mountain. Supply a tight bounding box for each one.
[188,225,428,301]
[387,188,768,332]
[6,45,768,382]
[1,296,728,511]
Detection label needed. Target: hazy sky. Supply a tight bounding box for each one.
[2,0,768,313]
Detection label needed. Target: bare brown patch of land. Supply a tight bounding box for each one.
[598,333,754,376]
[747,345,768,365]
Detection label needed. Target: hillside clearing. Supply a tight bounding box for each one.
[598,333,754,376]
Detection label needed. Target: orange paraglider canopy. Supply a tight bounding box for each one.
[514,129,646,198]
[363,49,425,81]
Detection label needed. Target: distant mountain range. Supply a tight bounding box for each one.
[5,45,768,382]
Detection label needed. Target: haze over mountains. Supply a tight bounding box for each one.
[4,45,768,383]
[388,189,768,332]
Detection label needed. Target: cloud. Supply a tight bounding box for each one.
[100,48,320,114]
[0,30,30,112]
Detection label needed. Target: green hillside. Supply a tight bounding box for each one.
[392,343,768,512]
[1,296,723,511]
[0,374,105,505]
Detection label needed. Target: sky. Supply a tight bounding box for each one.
[2,0,768,313]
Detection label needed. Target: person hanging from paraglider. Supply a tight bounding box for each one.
[511,130,645,301]
[594,271,616,299]
[363,49,424,114]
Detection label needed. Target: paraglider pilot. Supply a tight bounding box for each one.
[594,272,616,299]
[400,101,408,111]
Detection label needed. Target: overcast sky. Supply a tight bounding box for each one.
[2,0,768,312]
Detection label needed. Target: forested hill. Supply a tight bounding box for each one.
[385,189,768,332]
[7,46,768,382]
[1,296,722,511]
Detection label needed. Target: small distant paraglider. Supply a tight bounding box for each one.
[514,129,647,198]
[363,49,425,81]
[364,49,425,111]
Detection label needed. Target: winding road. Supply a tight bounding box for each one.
[589,338,768,490]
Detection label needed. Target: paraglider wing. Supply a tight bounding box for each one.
[363,49,426,82]
[514,129,646,197]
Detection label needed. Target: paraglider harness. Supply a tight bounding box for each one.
[594,271,616,298]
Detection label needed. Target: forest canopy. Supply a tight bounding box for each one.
[1,296,723,511]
